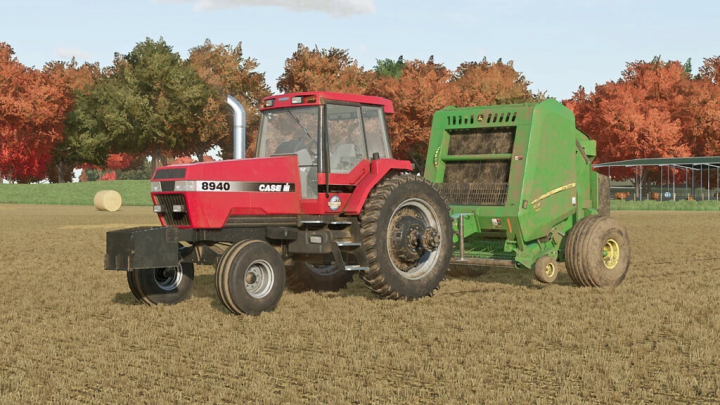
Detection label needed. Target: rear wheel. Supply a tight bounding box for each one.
[215,240,285,315]
[359,174,452,299]
[565,215,631,287]
[127,262,194,305]
[285,260,354,293]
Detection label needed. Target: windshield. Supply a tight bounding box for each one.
[257,106,319,158]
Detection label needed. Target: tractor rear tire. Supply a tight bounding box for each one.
[215,240,285,315]
[447,264,490,278]
[127,263,194,305]
[565,215,631,287]
[285,261,354,293]
[359,174,452,300]
[533,256,558,284]
[598,174,610,216]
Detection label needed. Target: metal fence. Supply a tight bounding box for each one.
[609,186,720,201]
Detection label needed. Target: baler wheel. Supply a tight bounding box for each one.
[446,264,490,278]
[358,174,452,300]
[533,256,558,284]
[215,240,285,316]
[126,262,195,305]
[285,262,354,293]
[565,215,631,287]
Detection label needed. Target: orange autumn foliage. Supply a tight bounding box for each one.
[565,57,720,182]
[0,43,68,182]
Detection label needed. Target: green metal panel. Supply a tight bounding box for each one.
[425,99,599,269]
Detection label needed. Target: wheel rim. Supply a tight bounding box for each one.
[602,239,620,269]
[154,266,183,291]
[386,198,441,280]
[544,262,556,277]
[244,260,275,299]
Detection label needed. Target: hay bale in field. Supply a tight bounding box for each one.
[94,190,122,212]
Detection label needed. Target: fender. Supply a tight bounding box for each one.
[342,159,413,215]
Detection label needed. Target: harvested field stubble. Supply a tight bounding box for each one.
[1,205,719,403]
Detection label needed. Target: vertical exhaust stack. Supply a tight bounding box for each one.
[226,95,246,159]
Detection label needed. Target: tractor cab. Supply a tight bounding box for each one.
[257,92,394,201]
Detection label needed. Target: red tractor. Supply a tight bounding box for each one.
[106,92,452,315]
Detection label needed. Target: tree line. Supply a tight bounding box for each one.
[1,37,719,184]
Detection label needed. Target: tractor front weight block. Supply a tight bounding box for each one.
[105,227,181,271]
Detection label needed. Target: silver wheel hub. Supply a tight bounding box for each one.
[387,198,442,280]
[154,265,183,291]
[244,260,275,299]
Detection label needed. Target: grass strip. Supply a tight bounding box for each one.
[0,180,152,206]
[610,199,720,211]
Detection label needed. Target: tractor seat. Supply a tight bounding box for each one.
[330,143,358,172]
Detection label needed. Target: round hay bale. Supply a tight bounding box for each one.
[94,190,122,212]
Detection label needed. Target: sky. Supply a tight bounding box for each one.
[2,0,720,100]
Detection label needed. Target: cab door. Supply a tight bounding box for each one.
[318,103,370,213]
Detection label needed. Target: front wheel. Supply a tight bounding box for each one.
[127,262,194,305]
[215,240,285,315]
[533,256,558,284]
[359,174,452,299]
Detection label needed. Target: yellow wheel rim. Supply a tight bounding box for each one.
[602,239,620,269]
[545,262,556,277]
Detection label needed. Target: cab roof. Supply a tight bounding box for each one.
[259,92,394,114]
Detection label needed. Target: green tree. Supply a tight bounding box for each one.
[76,38,213,170]
[374,56,405,79]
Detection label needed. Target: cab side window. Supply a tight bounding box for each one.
[326,104,368,173]
[361,105,391,159]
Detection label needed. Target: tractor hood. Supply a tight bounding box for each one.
[150,156,302,228]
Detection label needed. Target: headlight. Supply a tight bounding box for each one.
[174,181,195,192]
[151,181,161,192]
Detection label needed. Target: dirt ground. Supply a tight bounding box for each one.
[0,205,719,404]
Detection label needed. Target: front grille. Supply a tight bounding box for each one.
[156,194,190,226]
[438,182,508,206]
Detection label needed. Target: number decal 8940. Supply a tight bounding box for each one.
[201,181,231,191]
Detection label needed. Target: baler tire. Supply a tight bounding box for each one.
[358,174,452,300]
[533,256,559,284]
[215,240,285,316]
[285,262,354,293]
[565,215,630,287]
[598,174,610,216]
[564,214,598,287]
[126,263,195,306]
[447,264,490,278]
